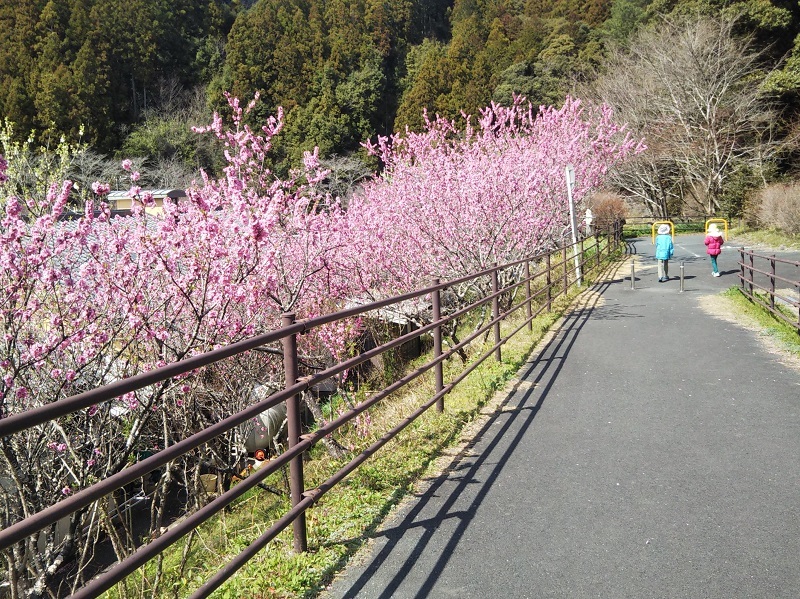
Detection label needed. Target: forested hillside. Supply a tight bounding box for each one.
[2,0,800,198]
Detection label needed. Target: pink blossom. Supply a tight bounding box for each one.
[121,159,132,171]
[91,181,110,195]
[122,393,139,411]
[348,95,640,293]
[61,487,72,496]
[5,197,21,218]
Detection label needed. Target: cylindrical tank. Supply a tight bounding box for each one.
[243,384,288,454]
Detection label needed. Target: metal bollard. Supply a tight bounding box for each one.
[679,261,685,293]
[630,262,635,290]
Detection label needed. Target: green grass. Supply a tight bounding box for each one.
[728,226,800,250]
[104,248,620,599]
[623,221,707,238]
[722,287,800,356]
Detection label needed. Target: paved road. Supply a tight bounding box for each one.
[324,235,800,599]
[635,234,799,316]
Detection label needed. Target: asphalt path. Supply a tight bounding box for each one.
[628,234,799,300]
[323,235,800,599]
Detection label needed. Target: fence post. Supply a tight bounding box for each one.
[770,255,776,311]
[431,279,444,412]
[562,245,568,295]
[281,313,307,553]
[749,251,755,295]
[739,248,745,291]
[492,264,502,361]
[596,233,601,269]
[546,252,552,312]
[524,260,533,331]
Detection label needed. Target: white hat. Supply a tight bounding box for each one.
[708,223,721,236]
[657,224,670,235]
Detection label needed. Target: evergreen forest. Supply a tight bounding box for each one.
[3,0,800,216]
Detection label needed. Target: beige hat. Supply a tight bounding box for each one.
[708,223,722,236]
[657,224,670,235]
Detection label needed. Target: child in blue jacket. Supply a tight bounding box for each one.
[655,223,674,282]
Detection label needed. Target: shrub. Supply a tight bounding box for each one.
[756,183,800,234]
[588,192,628,228]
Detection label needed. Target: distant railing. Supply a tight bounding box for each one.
[619,215,707,233]
[0,229,623,598]
[738,248,800,332]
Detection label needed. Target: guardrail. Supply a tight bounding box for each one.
[600,216,707,237]
[738,248,800,332]
[0,229,622,598]
[621,215,709,225]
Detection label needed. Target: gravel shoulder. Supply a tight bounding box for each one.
[696,291,800,374]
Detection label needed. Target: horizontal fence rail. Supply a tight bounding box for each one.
[738,248,800,332]
[0,229,623,598]
[622,215,706,224]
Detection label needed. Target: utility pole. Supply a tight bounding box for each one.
[566,164,582,286]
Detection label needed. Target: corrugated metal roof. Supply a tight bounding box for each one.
[344,296,429,325]
[106,189,186,200]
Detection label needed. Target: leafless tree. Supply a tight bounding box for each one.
[317,154,374,204]
[587,13,788,216]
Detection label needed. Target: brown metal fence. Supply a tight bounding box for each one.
[738,248,800,332]
[0,230,622,598]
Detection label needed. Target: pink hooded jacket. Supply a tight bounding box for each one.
[704,233,723,256]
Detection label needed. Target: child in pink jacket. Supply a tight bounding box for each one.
[704,224,724,277]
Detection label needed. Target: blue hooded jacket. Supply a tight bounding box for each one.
[655,233,674,260]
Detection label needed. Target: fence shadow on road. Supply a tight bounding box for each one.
[329,278,614,599]
[585,301,644,321]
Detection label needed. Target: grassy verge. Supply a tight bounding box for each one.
[623,221,706,238]
[728,226,800,251]
[107,251,622,599]
[721,287,800,357]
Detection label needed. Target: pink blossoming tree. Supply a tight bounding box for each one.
[342,96,641,338]
[0,94,639,597]
[0,96,353,597]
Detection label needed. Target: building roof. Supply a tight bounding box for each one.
[106,189,186,201]
[344,296,429,326]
